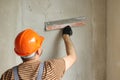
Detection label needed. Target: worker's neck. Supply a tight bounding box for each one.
[21,56,40,62]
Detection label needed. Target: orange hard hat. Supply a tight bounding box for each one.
[14,29,44,56]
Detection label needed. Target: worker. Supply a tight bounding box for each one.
[0,26,77,80]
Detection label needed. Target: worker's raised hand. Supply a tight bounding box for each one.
[63,26,73,36]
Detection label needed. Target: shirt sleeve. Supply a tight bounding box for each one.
[45,58,65,78]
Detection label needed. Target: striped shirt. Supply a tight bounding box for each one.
[1,58,65,80]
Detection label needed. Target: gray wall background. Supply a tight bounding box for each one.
[107,0,120,80]
[0,0,106,80]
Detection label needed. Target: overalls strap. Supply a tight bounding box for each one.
[13,62,44,80]
[37,63,44,80]
[13,66,19,80]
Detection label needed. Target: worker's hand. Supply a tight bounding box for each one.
[63,26,73,36]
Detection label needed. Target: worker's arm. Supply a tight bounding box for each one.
[62,26,77,71]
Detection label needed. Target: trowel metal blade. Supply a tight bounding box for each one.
[45,16,86,31]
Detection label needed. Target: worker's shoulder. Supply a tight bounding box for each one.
[45,58,64,63]
[2,68,12,74]
[44,58,65,78]
[45,58,65,67]
[1,68,13,79]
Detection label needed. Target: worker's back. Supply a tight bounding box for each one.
[1,59,65,80]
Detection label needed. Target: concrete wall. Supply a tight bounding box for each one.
[0,0,106,80]
[107,0,120,80]
[0,0,18,75]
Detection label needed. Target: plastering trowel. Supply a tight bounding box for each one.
[45,16,86,31]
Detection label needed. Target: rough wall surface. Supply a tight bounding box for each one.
[0,0,18,76]
[107,0,120,80]
[0,0,106,80]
